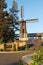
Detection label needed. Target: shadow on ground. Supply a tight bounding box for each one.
[6,62,19,65]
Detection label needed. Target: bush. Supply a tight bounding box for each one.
[25,44,29,50]
[31,49,43,65]
[18,60,23,65]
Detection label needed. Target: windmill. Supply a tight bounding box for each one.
[17,6,38,40]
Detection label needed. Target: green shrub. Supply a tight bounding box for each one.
[0,38,3,43]
[25,44,29,50]
[18,60,23,65]
[31,49,43,65]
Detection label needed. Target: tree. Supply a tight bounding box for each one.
[9,0,19,41]
[0,0,9,43]
[0,0,19,43]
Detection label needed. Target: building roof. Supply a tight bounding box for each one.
[15,33,43,38]
[28,33,43,37]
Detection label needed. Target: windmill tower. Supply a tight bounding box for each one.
[19,6,38,41]
[20,20,27,38]
[19,6,27,39]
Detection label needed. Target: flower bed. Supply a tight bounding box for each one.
[22,50,43,65]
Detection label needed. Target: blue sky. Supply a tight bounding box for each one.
[6,0,43,33]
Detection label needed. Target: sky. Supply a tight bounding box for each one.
[6,0,43,33]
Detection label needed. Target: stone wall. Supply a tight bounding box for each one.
[0,44,4,50]
[0,40,27,51]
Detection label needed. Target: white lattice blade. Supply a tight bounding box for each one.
[25,18,39,22]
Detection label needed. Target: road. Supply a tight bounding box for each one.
[0,50,35,65]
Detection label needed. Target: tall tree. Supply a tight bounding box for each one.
[0,0,19,43]
[0,0,9,43]
[9,0,19,41]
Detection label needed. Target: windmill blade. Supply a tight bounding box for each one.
[16,18,39,23]
[25,18,39,22]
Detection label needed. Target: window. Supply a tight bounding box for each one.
[23,29,24,33]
